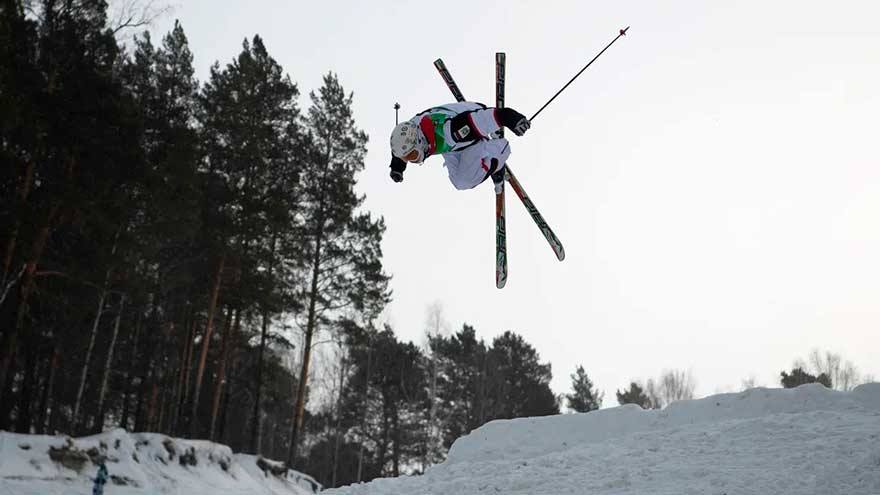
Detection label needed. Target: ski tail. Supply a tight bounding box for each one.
[433,59,466,103]
[506,168,565,261]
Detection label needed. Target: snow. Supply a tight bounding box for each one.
[0,428,320,495]
[2,384,878,494]
[328,383,880,495]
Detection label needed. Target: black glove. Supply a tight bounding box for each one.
[490,159,506,194]
[498,107,530,136]
[511,117,530,136]
[389,155,406,183]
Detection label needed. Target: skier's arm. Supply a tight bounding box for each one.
[389,155,406,183]
[449,106,530,142]
[496,107,530,136]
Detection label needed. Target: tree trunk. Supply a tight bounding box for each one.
[157,377,169,432]
[72,231,120,431]
[423,353,438,471]
[478,358,487,425]
[288,222,324,466]
[147,380,159,431]
[136,301,161,432]
[48,358,67,434]
[1,160,34,287]
[37,341,61,434]
[95,295,125,432]
[14,327,37,433]
[174,315,196,435]
[250,309,269,454]
[391,408,401,477]
[209,306,236,441]
[356,339,372,483]
[167,305,189,433]
[218,346,238,445]
[72,286,107,431]
[0,204,58,407]
[177,314,198,435]
[0,352,15,430]
[377,402,390,476]
[152,303,178,433]
[190,253,225,437]
[331,342,348,487]
[119,312,142,430]
[250,235,277,454]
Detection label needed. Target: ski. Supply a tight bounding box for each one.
[505,168,565,261]
[432,59,465,103]
[433,56,565,286]
[495,52,508,289]
[435,57,507,288]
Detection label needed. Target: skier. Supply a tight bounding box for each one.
[388,102,531,192]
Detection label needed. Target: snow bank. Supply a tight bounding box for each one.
[447,382,880,465]
[0,428,321,495]
[329,383,880,495]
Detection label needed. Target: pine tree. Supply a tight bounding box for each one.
[195,34,303,438]
[288,72,390,466]
[781,367,832,389]
[616,382,652,409]
[565,365,603,413]
[485,331,560,419]
[332,325,425,484]
[428,325,489,453]
[0,0,144,430]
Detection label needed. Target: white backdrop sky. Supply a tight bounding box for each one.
[152,0,879,399]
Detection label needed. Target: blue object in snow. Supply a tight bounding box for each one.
[92,462,108,495]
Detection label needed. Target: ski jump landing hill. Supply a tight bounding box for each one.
[329,383,880,495]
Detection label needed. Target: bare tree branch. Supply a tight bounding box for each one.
[0,264,26,307]
[107,0,174,38]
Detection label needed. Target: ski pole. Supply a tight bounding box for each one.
[529,26,629,122]
[394,102,400,124]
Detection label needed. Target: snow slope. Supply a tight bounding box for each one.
[330,383,880,495]
[0,428,321,495]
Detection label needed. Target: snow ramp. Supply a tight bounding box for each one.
[329,383,880,495]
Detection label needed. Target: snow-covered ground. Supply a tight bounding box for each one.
[330,383,880,495]
[0,428,320,495]
[2,384,878,494]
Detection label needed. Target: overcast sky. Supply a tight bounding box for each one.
[151,0,879,399]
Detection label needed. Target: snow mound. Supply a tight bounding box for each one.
[329,383,880,495]
[0,428,321,495]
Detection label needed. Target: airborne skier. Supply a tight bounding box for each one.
[387,102,530,192]
[386,27,626,287]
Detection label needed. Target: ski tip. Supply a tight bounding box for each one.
[620,26,629,36]
[433,58,444,66]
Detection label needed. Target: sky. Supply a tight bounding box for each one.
[150,0,880,400]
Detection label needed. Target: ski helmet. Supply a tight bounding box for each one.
[390,121,427,163]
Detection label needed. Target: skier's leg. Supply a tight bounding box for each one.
[447,139,512,191]
[441,151,473,191]
[481,139,512,193]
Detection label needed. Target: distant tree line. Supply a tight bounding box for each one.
[298,323,560,487]
[574,349,872,413]
[779,349,871,391]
